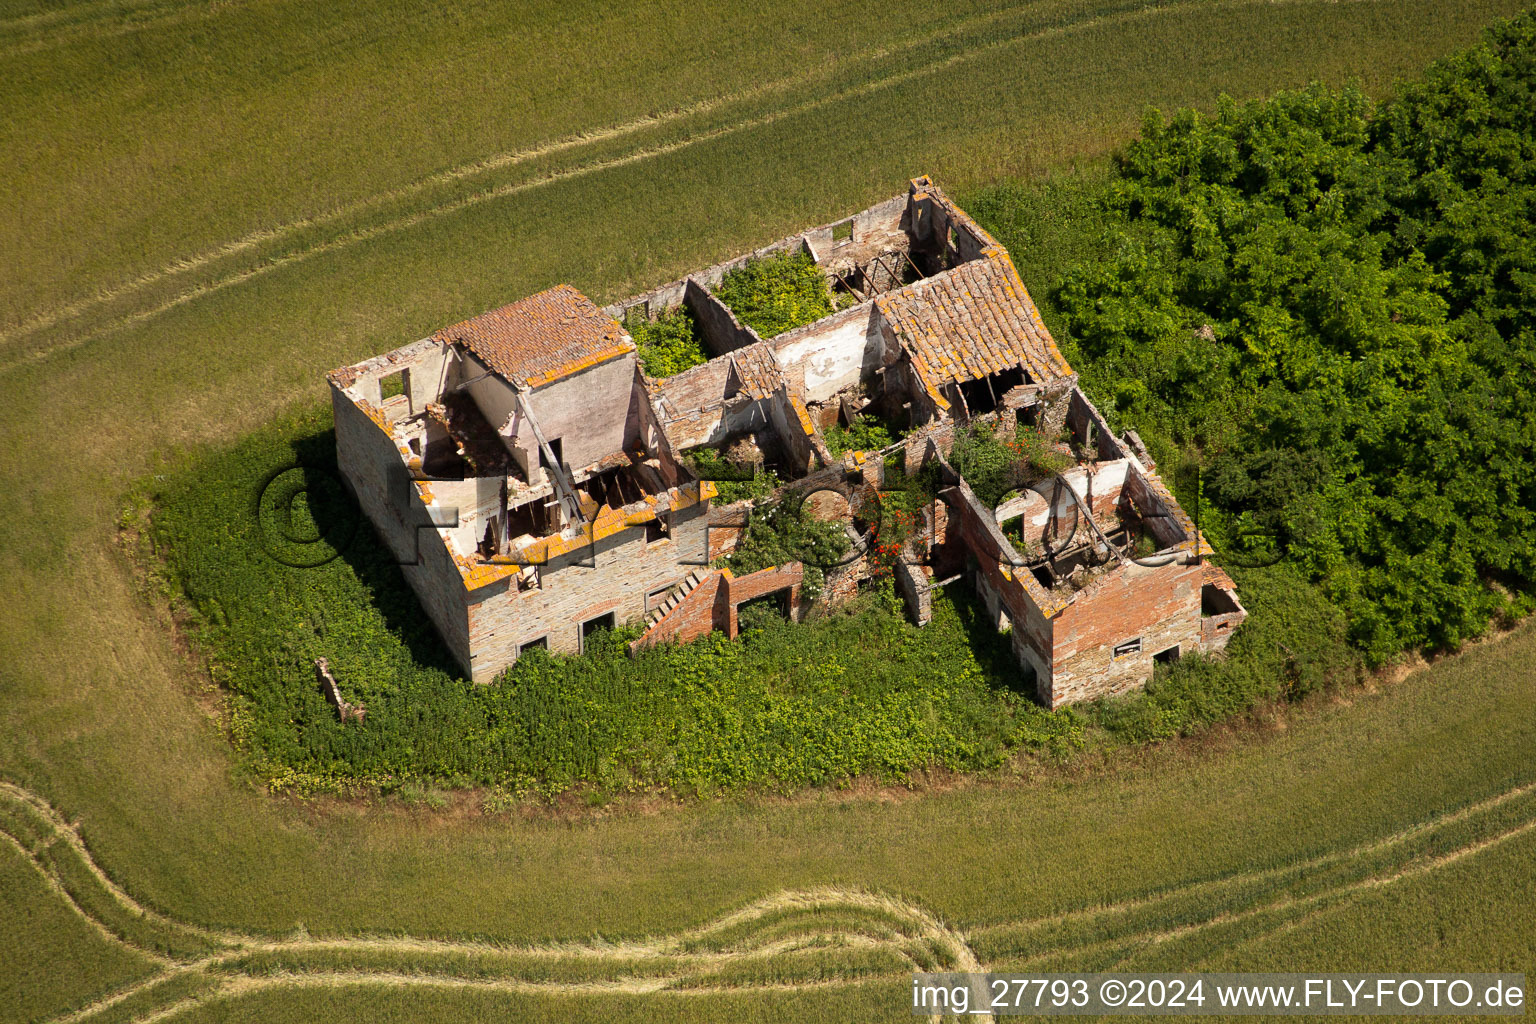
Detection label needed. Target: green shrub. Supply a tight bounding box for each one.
[974,12,1536,666]
[823,419,894,458]
[627,305,709,378]
[685,445,781,504]
[720,493,851,601]
[948,424,1070,508]
[714,249,833,338]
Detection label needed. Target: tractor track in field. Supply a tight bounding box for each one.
[0,0,1367,378]
[5,775,1536,1023]
[0,0,1054,347]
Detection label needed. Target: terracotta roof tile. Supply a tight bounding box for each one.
[433,284,634,388]
[727,342,784,400]
[1201,561,1238,592]
[876,255,1073,389]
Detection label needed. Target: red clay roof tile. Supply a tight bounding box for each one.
[433,284,634,388]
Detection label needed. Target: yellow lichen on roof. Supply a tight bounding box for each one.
[789,394,816,436]
[523,341,637,388]
[876,253,1074,394]
[357,400,390,433]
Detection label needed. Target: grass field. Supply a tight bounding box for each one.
[3,0,1534,1021]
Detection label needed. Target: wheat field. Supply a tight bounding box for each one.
[2,0,1533,1020]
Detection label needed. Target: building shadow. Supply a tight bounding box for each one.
[291,428,466,680]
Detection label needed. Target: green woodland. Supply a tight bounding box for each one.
[140,14,1536,793]
[1026,13,1536,665]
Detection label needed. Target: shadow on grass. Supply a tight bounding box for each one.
[288,428,465,681]
[942,582,1040,701]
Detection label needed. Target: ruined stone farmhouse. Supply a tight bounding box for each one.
[327,176,1246,707]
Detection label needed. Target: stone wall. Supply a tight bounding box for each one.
[893,558,933,625]
[685,278,762,357]
[331,385,473,672]
[1046,557,1204,707]
[463,498,711,679]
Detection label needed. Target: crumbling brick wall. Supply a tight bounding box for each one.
[463,499,714,678]
[1046,558,1203,706]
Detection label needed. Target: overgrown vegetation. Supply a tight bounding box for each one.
[713,250,834,339]
[985,13,1536,666]
[947,423,1073,508]
[143,411,1076,798]
[822,418,895,459]
[684,446,781,504]
[1091,565,1361,741]
[628,306,709,378]
[966,11,1536,735]
[717,493,852,601]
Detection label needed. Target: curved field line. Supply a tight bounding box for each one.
[970,776,1536,942]
[117,970,896,1024]
[0,0,1048,346]
[3,780,979,1022]
[0,0,1357,374]
[1017,811,1536,973]
[0,829,177,968]
[9,774,1533,1024]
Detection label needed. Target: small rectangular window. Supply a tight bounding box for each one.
[1113,637,1142,659]
[645,517,668,544]
[832,219,853,242]
[580,612,616,652]
[380,369,407,401]
[518,636,547,654]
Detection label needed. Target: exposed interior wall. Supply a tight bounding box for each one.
[801,193,909,271]
[1119,464,1191,550]
[767,385,822,475]
[513,353,638,473]
[427,476,516,556]
[907,176,1007,268]
[464,499,711,680]
[771,303,887,402]
[646,357,777,453]
[331,386,472,672]
[1006,460,1132,549]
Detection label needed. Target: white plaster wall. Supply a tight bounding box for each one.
[516,354,637,471]
[773,305,882,402]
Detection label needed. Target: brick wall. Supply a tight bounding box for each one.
[1047,558,1203,707]
[724,562,805,635]
[631,570,728,649]
[463,499,713,680]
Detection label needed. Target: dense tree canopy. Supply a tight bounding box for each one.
[1052,12,1536,664]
